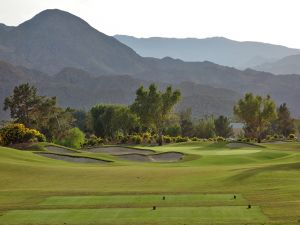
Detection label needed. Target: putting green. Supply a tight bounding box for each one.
[40,194,247,207]
[0,206,268,225]
[189,149,262,155]
[138,142,262,156]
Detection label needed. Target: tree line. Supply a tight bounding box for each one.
[0,83,297,148]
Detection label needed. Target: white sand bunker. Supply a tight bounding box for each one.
[36,153,110,164]
[45,146,78,154]
[86,147,155,155]
[227,142,260,148]
[118,152,184,162]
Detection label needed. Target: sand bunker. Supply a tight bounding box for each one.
[117,154,150,162]
[118,152,184,162]
[36,153,110,164]
[85,147,155,155]
[45,146,78,154]
[227,142,260,148]
[87,147,183,162]
[151,152,184,162]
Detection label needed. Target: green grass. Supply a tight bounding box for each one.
[40,194,247,207]
[0,141,299,224]
[0,206,267,225]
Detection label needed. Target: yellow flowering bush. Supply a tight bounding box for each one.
[0,123,46,146]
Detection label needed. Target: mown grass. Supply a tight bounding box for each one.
[0,141,299,224]
[0,206,267,225]
[40,194,247,207]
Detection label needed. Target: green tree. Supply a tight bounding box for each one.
[3,84,74,140]
[194,116,215,139]
[164,114,181,136]
[131,84,181,145]
[29,98,74,141]
[234,93,277,142]
[3,83,42,126]
[273,103,294,137]
[90,104,139,138]
[115,106,140,136]
[72,109,93,133]
[179,108,194,137]
[214,115,233,138]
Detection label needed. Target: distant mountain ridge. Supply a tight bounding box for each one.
[114,35,300,68]
[0,61,240,119]
[255,54,300,75]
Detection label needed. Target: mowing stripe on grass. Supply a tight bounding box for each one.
[40,194,247,207]
[0,206,268,225]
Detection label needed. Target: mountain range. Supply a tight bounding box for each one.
[1,9,300,119]
[114,35,300,69]
[254,54,300,75]
[0,60,240,119]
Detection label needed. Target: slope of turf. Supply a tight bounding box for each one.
[0,141,299,224]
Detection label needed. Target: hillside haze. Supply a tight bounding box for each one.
[2,9,300,117]
[114,35,300,68]
[255,54,300,75]
[0,61,240,119]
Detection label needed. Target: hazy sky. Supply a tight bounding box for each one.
[0,0,300,48]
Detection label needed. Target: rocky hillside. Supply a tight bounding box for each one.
[0,61,240,119]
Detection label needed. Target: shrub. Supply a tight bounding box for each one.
[120,135,129,144]
[163,135,172,143]
[130,135,142,144]
[279,135,284,140]
[24,128,46,142]
[266,135,272,141]
[289,134,296,140]
[55,127,85,149]
[0,123,46,146]
[0,135,3,146]
[241,138,250,143]
[175,136,189,143]
[135,135,142,144]
[216,136,225,142]
[191,137,200,142]
[142,132,151,140]
[83,135,103,147]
